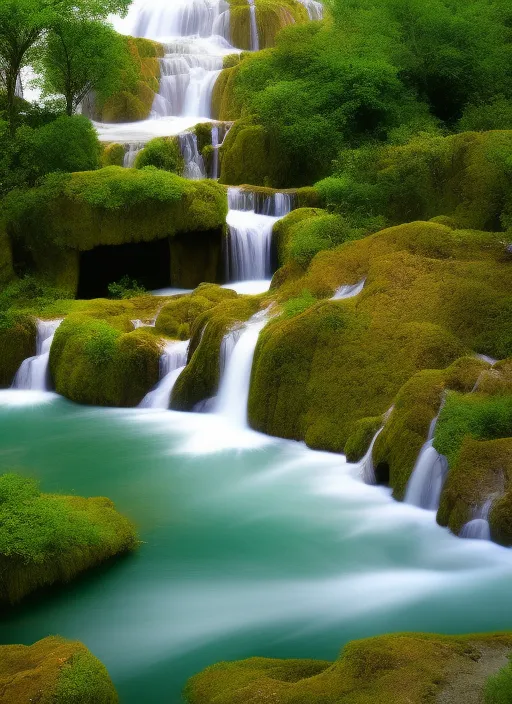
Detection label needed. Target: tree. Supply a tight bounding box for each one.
[36,20,132,117]
[0,0,131,133]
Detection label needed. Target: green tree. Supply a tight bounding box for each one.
[36,19,133,117]
[0,0,130,133]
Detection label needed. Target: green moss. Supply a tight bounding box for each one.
[155,284,237,340]
[101,143,125,168]
[194,123,213,154]
[50,314,162,406]
[211,65,244,121]
[0,636,118,703]
[345,416,383,462]
[171,295,262,411]
[184,632,512,704]
[223,54,241,69]
[0,311,36,387]
[485,658,512,704]
[0,473,137,604]
[272,208,326,268]
[94,37,164,123]
[219,119,283,187]
[248,222,512,467]
[134,137,184,173]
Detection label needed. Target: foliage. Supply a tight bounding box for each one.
[108,275,147,300]
[34,19,133,116]
[281,290,316,318]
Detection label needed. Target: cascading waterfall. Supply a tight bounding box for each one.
[12,319,63,391]
[226,188,295,283]
[215,309,269,427]
[124,142,146,167]
[248,0,260,51]
[139,340,189,409]
[179,131,207,179]
[210,122,232,179]
[332,278,366,300]
[460,498,494,540]
[404,416,449,510]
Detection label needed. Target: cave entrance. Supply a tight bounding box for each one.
[77,238,171,299]
[375,462,390,486]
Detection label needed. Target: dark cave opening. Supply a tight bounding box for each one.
[77,238,171,299]
[375,461,390,486]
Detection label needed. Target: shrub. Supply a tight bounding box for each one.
[134,137,183,173]
[108,275,147,300]
[485,659,512,703]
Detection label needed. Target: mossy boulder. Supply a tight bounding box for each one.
[134,136,184,173]
[94,37,164,123]
[248,221,512,463]
[184,632,512,704]
[155,284,237,340]
[101,143,125,168]
[219,119,284,187]
[171,294,262,411]
[50,313,162,407]
[212,63,244,121]
[0,636,118,703]
[0,473,137,604]
[0,311,37,387]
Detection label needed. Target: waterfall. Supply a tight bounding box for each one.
[12,319,63,391]
[296,0,324,20]
[248,0,260,51]
[124,142,146,167]
[226,188,295,282]
[332,279,366,300]
[404,418,449,511]
[139,340,189,409]
[179,132,207,179]
[211,125,220,179]
[215,309,268,427]
[359,428,383,485]
[460,498,493,540]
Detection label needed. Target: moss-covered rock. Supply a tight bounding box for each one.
[184,633,512,704]
[50,313,162,407]
[101,143,125,168]
[248,221,512,465]
[0,473,137,604]
[155,284,237,340]
[94,37,164,123]
[134,136,184,173]
[0,636,118,703]
[219,119,283,187]
[171,294,262,410]
[4,168,228,292]
[0,311,36,387]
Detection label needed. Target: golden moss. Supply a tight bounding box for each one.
[155,285,237,340]
[219,119,285,187]
[0,636,118,703]
[0,312,36,387]
[101,143,125,168]
[184,632,512,704]
[248,222,512,463]
[229,0,308,50]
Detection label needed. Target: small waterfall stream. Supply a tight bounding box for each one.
[139,340,189,409]
[215,309,269,427]
[226,188,295,283]
[332,278,366,300]
[123,142,146,167]
[404,417,449,511]
[359,428,383,485]
[460,498,494,540]
[248,0,260,51]
[12,319,63,391]
[179,131,207,179]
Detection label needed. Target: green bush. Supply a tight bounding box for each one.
[108,275,147,300]
[134,137,183,173]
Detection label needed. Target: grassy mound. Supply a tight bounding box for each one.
[0,636,118,703]
[184,632,512,704]
[0,473,137,604]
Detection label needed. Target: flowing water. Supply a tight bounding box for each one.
[2,393,512,703]
[11,319,62,392]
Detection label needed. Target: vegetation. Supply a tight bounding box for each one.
[0,473,137,604]
[134,136,184,173]
[485,657,512,704]
[0,636,119,703]
[184,632,512,704]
